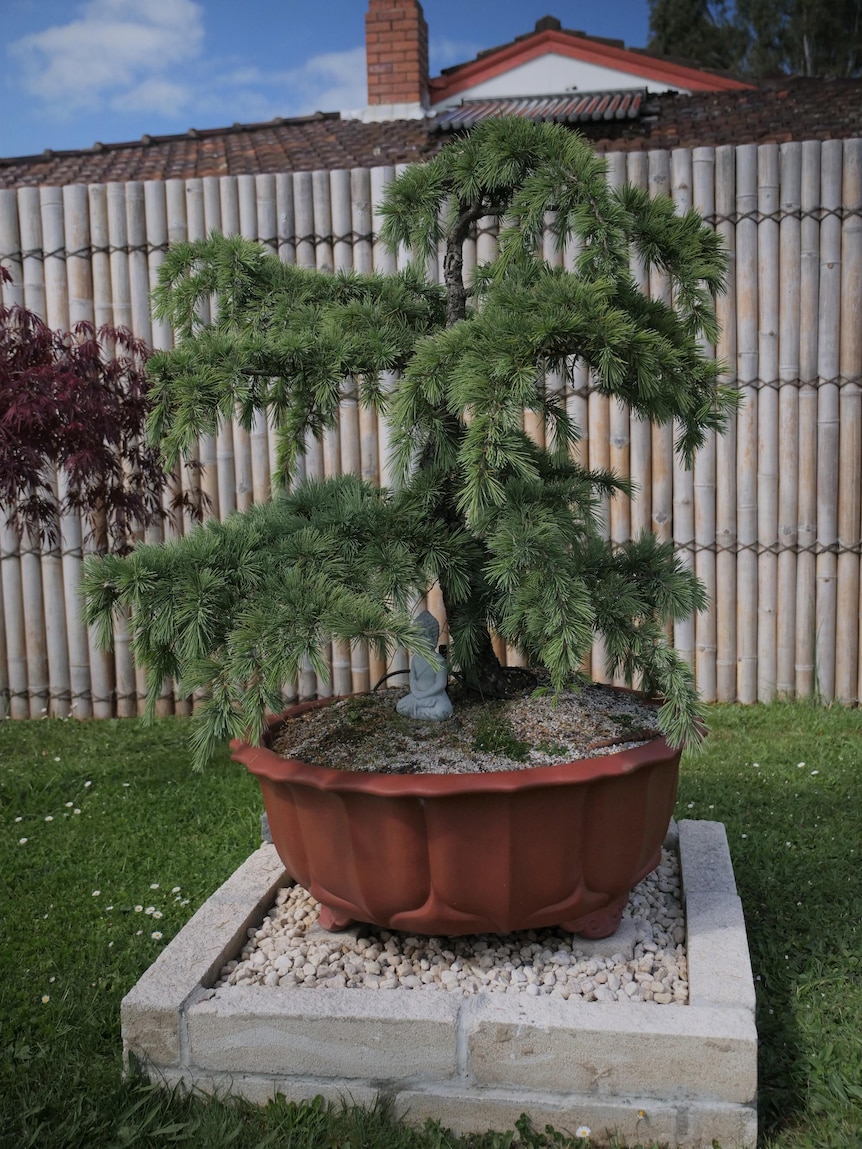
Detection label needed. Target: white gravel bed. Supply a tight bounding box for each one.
[215,847,688,1005]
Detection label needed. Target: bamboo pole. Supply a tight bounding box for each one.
[167,178,203,538]
[65,185,92,327]
[0,190,30,718]
[370,165,397,489]
[648,151,675,657]
[106,181,138,715]
[351,168,374,276]
[735,144,759,704]
[220,176,253,514]
[0,189,23,305]
[776,143,802,698]
[315,168,339,493]
[87,184,118,716]
[648,152,674,551]
[162,176,194,716]
[89,185,113,327]
[714,145,738,701]
[128,184,162,710]
[202,178,236,520]
[0,198,16,717]
[256,174,277,254]
[312,170,335,274]
[607,150,631,554]
[330,167,363,695]
[60,184,95,718]
[350,165,384,689]
[670,148,696,677]
[756,145,779,702]
[588,157,626,682]
[17,187,51,717]
[478,200,503,603]
[183,178,219,522]
[274,172,299,495]
[369,164,408,686]
[125,181,159,713]
[38,184,73,718]
[144,181,171,343]
[837,139,862,705]
[565,223,590,678]
[0,522,24,718]
[239,175,261,506]
[267,173,298,706]
[294,171,323,485]
[230,175,257,515]
[795,141,820,698]
[692,146,717,702]
[331,168,353,275]
[220,176,240,236]
[815,140,843,702]
[392,163,424,677]
[254,173,276,496]
[276,172,296,266]
[165,179,187,248]
[107,183,132,326]
[145,179,182,715]
[352,168,378,481]
[293,171,323,700]
[311,169,339,699]
[522,213,551,454]
[145,179,180,543]
[126,182,152,345]
[625,152,651,539]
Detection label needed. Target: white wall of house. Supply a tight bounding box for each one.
[432,55,685,108]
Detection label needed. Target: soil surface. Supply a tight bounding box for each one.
[269,682,661,775]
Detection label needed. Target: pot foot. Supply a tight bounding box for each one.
[317,904,357,932]
[562,894,628,939]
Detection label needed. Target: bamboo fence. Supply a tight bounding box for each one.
[1,137,862,717]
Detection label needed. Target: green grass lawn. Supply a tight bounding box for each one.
[0,702,860,1149]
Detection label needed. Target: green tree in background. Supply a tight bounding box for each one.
[734,0,862,77]
[647,0,745,72]
[648,0,862,77]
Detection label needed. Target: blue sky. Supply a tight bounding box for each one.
[2,0,651,159]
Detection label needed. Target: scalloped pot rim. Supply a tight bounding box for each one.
[229,694,681,937]
[229,695,673,795]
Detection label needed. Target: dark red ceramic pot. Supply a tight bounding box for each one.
[230,697,681,939]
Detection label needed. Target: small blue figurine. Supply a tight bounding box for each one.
[396,610,453,720]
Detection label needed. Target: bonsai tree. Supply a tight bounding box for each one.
[0,265,202,554]
[82,118,735,766]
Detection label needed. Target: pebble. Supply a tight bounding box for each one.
[215,847,689,1004]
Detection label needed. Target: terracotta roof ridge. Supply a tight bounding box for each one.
[443,22,631,75]
[0,110,342,167]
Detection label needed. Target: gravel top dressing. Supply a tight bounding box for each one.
[216,847,687,1003]
[270,683,661,774]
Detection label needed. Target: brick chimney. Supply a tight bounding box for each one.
[365,0,429,110]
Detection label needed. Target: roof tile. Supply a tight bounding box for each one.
[0,78,859,190]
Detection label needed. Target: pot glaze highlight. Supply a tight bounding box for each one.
[230,697,681,939]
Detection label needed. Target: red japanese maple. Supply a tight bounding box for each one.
[0,265,202,553]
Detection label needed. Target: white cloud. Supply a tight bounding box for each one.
[112,78,195,117]
[192,46,368,123]
[9,0,204,116]
[282,46,368,115]
[430,37,483,71]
